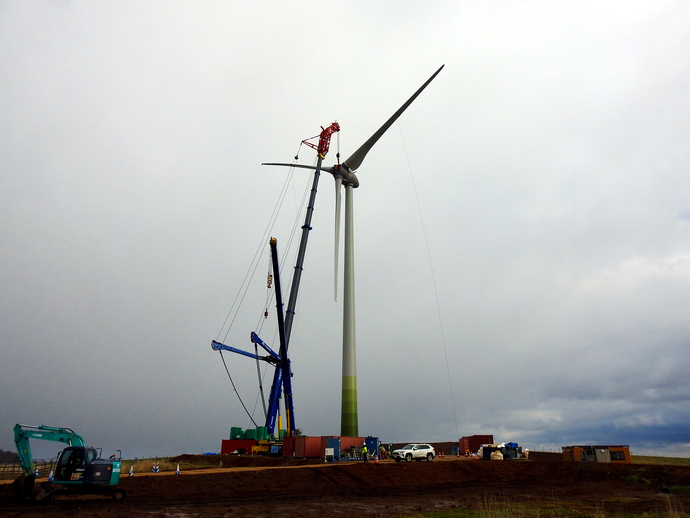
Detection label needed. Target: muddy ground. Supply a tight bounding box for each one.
[3,455,690,517]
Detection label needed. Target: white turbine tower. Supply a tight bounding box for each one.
[265,65,444,436]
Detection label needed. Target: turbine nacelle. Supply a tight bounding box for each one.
[329,165,359,188]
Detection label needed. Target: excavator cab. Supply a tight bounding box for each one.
[54,446,121,486]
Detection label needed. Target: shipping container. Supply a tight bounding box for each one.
[459,435,494,454]
[282,436,296,457]
[320,436,335,455]
[304,436,322,458]
[338,436,366,459]
[294,436,322,458]
[326,438,341,460]
[220,439,257,455]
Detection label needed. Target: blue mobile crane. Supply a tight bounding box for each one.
[212,122,340,441]
[212,236,296,436]
[13,423,124,502]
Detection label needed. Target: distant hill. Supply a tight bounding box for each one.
[0,449,19,462]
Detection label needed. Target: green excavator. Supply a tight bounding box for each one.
[13,423,125,502]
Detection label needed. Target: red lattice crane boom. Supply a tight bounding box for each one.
[301,122,340,159]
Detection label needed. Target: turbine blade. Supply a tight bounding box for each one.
[334,177,342,301]
[342,64,444,172]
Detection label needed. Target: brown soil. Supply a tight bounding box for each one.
[2,455,690,517]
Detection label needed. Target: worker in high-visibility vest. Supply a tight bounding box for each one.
[362,444,368,463]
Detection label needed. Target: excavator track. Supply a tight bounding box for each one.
[36,483,126,503]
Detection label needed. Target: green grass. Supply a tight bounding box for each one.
[394,501,689,518]
[632,456,690,467]
[398,512,689,518]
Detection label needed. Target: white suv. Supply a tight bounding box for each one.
[392,443,436,462]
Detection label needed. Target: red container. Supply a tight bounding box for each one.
[459,435,494,454]
[294,436,322,458]
[337,436,365,455]
[221,439,257,455]
[282,436,296,457]
[294,436,304,457]
[305,436,322,458]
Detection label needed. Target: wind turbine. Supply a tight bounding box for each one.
[264,64,444,436]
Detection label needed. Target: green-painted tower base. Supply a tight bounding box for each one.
[341,375,358,436]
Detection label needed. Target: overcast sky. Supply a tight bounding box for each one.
[2,1,689,460]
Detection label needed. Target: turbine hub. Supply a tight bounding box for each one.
[333,165,359,188]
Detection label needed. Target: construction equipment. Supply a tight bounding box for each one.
[13,423,125,502]
[212,236,298,444]
[212,124,341,451]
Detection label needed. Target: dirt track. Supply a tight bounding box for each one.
[3,456,690,517]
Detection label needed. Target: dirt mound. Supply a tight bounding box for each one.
[3,458,690,517]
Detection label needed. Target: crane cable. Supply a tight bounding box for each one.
[217,158,299,343]
[219,349,258,428]
[253,154,316,335]
[216,154,315,426]
[248,162,316,421]
[214,160,298,426]
[398,122,460,440]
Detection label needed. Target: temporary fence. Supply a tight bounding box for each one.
[0,460,53,479]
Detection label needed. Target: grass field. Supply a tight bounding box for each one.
[633,456,690,468]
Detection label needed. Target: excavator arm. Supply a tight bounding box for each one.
[14,424,85,476]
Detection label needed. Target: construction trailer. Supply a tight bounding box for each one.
[459,435,494,455]
[562,445,631,463]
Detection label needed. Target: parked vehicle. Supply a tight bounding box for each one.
[392,443,435,462]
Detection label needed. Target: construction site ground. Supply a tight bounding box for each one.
[3,454,690,517]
